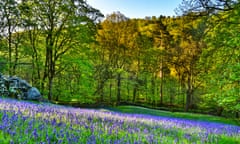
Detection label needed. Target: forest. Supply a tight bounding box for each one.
[0,0,239,118]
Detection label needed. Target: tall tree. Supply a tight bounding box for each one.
[96,12,130,104]
[20,0,102,100]
[199,3,240,116]
[169,14,207,111]
[151,16,173,106]
[0,0,20,75]
[178,0,239,113]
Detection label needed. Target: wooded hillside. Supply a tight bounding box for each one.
[0,0,239,117]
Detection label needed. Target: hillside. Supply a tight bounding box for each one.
[0,98,239,143]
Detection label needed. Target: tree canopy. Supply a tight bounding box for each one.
[0,0,239,118]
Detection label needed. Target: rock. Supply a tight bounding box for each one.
[19,79,32,89]
[27,87,42,100]
[0,73,42,101]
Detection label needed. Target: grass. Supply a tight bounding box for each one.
[0,98,239,143]
[107,105,240,126]
[0,130,11,143]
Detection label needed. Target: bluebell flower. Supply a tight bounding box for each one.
[87,134,96,144]
[32,128,38,139]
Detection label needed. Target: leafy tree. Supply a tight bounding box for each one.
[168,14,207,111]
[199,4,240,116]
[19,0,102,100]
[151,16,173,106]
[96,12,131,104]
[179,0,240,115]
[0,0,20,75]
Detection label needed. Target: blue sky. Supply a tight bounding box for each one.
[87,0,183,18]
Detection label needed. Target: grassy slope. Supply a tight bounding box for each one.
[107,105,240,126]
[1,98,238,126]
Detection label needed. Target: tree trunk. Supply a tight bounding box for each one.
[169,87,174,106]
[49,50,54,101]
[96,80,104,103]
[132,84,137,103]
[151,74,156,106]
[13,35,19,76]
[185,89,192,112]
[132,76,138,103]
[45,31,55,101]
[8,24,12,76]
[117,73,121,104]
[236,112,239,118]
[185,75,193,112]
[144,76,148,103]
[29,29,41,88]
[109,82,112,103]
[127,78,130,101]
[48,49,54,101]
[216,107,224,116]
[160,70,163,105]
[48,77,53,100]
[159,56,164,106]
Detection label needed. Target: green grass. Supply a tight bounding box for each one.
[1,98,239,143]
[0,131,11,143]
[107,105,240,126]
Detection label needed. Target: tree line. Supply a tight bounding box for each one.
[0,0,239,117]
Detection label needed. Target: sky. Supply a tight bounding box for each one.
[87,0,183,18]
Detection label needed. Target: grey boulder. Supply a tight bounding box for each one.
[27,87,41,100]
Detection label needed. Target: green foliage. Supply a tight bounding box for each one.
[0,0,239,119]
[198,2,240,115]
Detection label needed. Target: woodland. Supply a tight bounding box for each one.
[0,0,239,118]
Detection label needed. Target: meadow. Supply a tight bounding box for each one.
[0,97,239,144]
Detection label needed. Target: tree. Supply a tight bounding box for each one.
[178,0,240,114]
[0,0,20,75]
[168,14,207,111]
[199,4,240,116]
[20,0,102,100]
[177,0,237,16]
[151,16,173,106]
[96,12,130,104]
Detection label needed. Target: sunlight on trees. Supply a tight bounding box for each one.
[0,0,239,117]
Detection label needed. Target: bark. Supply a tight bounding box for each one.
[13,36,19,76]
[48,77,53,101]
[185,88,193,112]
[160,70,163,105]
[185,74,194,112]
[151,74,156,106]
[236,112,239,118]
[117,73,121,104]
[127,78,130,101]
[132,76,138,103]
[29,29,41,88]
[216,107,224,116]
[8,21,12,76]
[132,84,137,103]
[169,88,174,106]
[45,29,55,101]
[159,55,164,106]
[109,82,112,103]
[95,79,104,103]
